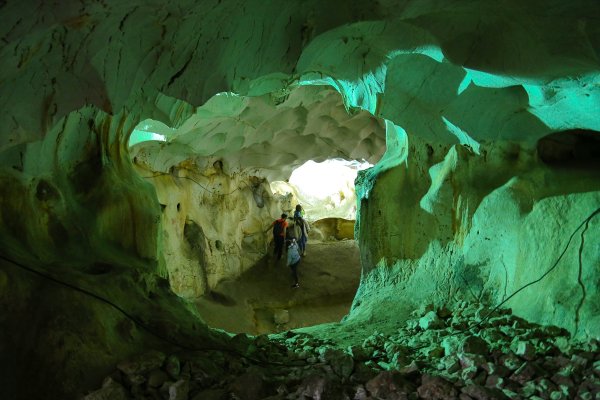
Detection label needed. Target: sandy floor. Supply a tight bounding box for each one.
[195,240,361,335]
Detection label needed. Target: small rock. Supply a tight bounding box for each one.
[254,334,270,348]
[481,362,510,378]
[460,336,489,355]
[319,348,354,379]
[147,369,169,388]
[398,360,420,378]
[550,371,574,388]
[510,362,540,385]
[549,390,568,400]
[442,356,461,374]
[117,350,166,375]
[274,309,290,325]
[461,384,509,400]
[83,378,128,400]
[363,332,386,349]
[427,346,445,358]
[419,311,445,330]
[570,354,589,369]
[553,337,572,353]
[441,336,462,357]
[405,319,419,330]
[366,371,416,398]
[230,333,253,353]
[348,344,371,361]
[499,353,522,371]
[484,374,504,389]
[384,342,406,357]
[577,391,593,400]
[519,381,537,397]
[390,352,410,369]
[458,353,487,370]
[165,355,181,379]
[168,379,189,400]
[417,374,457,400]
[297,374,341,400]
[593,360,600,377]
[229,368,266,400]
[353,384,368,400]
[513,341,536,360]
[461,366,478,380]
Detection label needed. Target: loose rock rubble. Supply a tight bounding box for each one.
[83,303,600,399]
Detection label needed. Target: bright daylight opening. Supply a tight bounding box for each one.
[270,159,373,222]
[128,119,172,147]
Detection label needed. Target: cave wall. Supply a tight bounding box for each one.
[128,86,384,298]
[0,105,231,399]
[0,0,599,397]
[353,136,600,338]
[131,155,279,298]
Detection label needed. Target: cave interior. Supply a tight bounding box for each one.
[0,0,599,399]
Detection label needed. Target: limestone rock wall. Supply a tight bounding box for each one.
[353,136,600,338]
[132,155,280,298]
[0,106,161,268]
[0,106,231,399]
[1,0,600,397]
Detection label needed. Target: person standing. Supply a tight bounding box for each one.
[287,238,301,288]
[266,213,288,260]
[293,204,305,219]
[293,216,310,256]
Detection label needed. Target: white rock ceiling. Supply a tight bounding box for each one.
[131,86,385,182]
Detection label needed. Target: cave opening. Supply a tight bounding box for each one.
[194,158,376,335]
[537,129,600,167]
[127,86,385,335]
[3,1,600,398]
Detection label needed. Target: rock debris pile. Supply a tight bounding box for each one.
[84,303,600,399]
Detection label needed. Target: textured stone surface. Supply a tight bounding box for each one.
[0,0,599,399]
[84,305,600,400]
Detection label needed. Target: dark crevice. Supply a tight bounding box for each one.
[574,215,591,335]
[167,54,194,87]
[538,129,600,167]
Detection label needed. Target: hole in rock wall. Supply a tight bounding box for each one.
[538,129,600,166]
[194,164,374,336]
[272,158,372,240]
[127,120,169,146]
[210,158,371,334]
[127,87,385,336]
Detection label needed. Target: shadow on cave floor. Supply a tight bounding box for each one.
[194,240,361,335]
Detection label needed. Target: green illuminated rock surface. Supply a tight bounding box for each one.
[0,0,599,398]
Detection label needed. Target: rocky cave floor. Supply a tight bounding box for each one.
[195,240,362,335]
[85,301,600,400]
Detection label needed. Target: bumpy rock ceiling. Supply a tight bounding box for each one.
[131,85,385,181]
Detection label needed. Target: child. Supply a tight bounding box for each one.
[286,238,301,288]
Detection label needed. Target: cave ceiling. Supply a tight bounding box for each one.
[131,86,386,181]
[1,0,598,160]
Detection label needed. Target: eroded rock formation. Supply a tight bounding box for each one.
[129,86,383,298]
[0,0,599,398]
